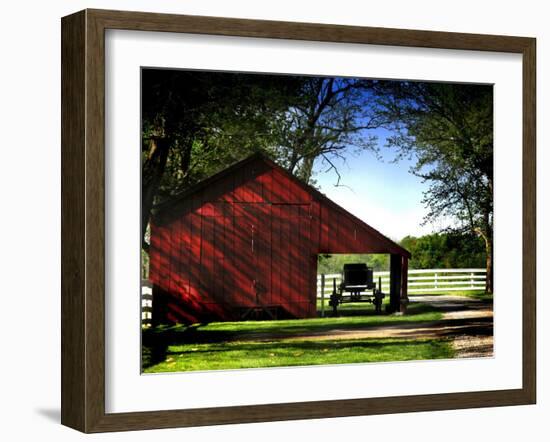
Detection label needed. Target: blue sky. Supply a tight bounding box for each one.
[312,128,446,241]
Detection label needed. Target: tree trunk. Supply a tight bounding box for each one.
[486,250,493,294]
[181,139,192,177]
[484,234,493,294]
[298,156,315,184]
[142,138,170,247]
[288,150,299,174]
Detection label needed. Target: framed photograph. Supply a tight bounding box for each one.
[61,9,536,433]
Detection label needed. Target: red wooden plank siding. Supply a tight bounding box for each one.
[288,206,299,317]
[232,204,254,307]
[220,170,235,202]
[170,218,182,298]
[280,205,291,306]
[179,210,190,300]
[240,168,255,202]
[188,209,202,308]
[271,205,281,306]
[249,167,263,203]
[212,215,225,303]
[257,168,272,202]
[295,206,307,309]
[338,212,356,253]
[319,203,329,252]
[201,215,214,302]
[149,222,160,285]
[309,201,321,315]
[157,225,170,292]
[234,166,259,203]
[277,207,290,313]
[272,169,289,203]
[299,204,313,316]
[287,205,299,313]
[232,166,245,202]
[329,208,341,252]
[256,203,272,305]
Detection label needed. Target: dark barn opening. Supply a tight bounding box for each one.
[317,253,394,315]
[149,154,410,325]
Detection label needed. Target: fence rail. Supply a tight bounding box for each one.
[317,268,487,297]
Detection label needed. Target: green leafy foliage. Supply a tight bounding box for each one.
[400,232,486,269]
[317,253,389,273]
[317,232,486,274]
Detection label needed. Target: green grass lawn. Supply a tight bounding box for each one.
[142,302,449,373]
[408,290,493,302]
[451,290,493,301]
[142,337,454,373]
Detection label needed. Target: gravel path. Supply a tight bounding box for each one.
[409,295,493,358]
[233,295,494,359]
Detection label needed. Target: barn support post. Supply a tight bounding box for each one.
[389,254,402,313]
[150,284,165,327]
[400,256,409,313]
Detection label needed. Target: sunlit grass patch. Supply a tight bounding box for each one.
[143,337,454,373]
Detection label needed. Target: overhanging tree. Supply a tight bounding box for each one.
[141,72,383,252]
[376,82,494,292]
[272,77,380,186]
[141,69,305,249]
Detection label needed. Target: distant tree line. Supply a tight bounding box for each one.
[400,232,486,269]
[317,232,486,274]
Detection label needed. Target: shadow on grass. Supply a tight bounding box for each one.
[144,337,456,372]
[162,337,445,355]
[142,303,443,369]
[324,302,438,317]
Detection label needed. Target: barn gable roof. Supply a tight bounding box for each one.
[153,153,410,258]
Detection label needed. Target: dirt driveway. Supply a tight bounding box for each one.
[232,295,494,359]
[408,295,493,358]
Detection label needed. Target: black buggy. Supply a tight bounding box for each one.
[329,263,385,315]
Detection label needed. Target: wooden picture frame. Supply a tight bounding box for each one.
[61,8,536,433]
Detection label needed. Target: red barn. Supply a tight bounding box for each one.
[150,153,410,324]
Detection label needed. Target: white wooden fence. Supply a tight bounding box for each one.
[317,268,487,297]
[142,281,153,326]
[142,269,486,323]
